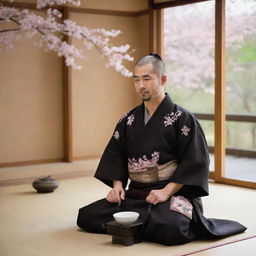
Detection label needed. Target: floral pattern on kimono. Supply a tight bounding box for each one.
[127,114,135,126]
[163,111,183,127]
[128,152,160,173]
[113,131,119,140]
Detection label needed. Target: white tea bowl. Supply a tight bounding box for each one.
[113,211,139,225]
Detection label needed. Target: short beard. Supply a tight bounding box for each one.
[142,96,151,102]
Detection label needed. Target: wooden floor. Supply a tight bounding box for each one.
[209,154,256,182]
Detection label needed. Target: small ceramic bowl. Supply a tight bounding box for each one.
[32,176,59,193]
[113,211,139,225]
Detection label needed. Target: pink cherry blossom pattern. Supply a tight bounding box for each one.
[128,151,160,173]
[163,111,183,127]
[127,114,135,126]
[113,130,119,140]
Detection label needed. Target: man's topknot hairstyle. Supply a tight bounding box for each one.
[134,53,166,78]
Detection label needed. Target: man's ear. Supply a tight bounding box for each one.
[161,74,167,85]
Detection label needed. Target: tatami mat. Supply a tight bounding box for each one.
[0,177,255,256]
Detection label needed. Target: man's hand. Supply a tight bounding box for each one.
[146,188,171,205]
[106,180,125,204]
[146,182,183,205]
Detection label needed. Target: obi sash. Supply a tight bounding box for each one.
[128,160,177,183]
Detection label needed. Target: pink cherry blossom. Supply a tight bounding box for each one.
[113,131,120,140]
[37,0,80,9]
[128,152,160,173]
[0,0,133,76]
[164,0,256,91]
[163,111,183,127]
[126,114,135,126]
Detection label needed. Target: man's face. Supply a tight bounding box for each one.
[133,63,164,102]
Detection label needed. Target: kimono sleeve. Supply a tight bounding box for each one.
[170,111,210,198]
[94,117,128,188]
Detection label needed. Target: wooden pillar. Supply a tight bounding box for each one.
[214,0,226,179]
[149,0,163,55]
[156,9,164,56]
[149,0,155,52]
[62,7,73,162]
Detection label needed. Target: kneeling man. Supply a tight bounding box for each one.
[77,54,246,245]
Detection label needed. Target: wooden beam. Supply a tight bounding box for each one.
[1,1,40,10]
[194,113,215,120]
[225,114,256,122]
[0,170,94,187]
[67,7,149,17]
[194,113,256,122]
[62,7,73,162]
[214,0,226,179]
[0,158,64,168]
[152,0,211,9]
[209,177,256,190]
[208,146,256,158]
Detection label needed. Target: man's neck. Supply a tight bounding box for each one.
[144,93,165,117]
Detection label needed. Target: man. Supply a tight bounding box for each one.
[77,53,246,245]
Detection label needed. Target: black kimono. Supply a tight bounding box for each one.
[77,94,246,245]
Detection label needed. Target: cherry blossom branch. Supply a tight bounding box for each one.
[0,27,20,33]
[0,0,134,76]
[10,17,47,37]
